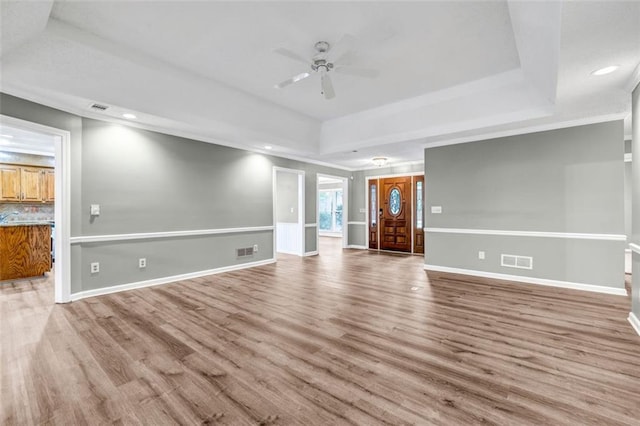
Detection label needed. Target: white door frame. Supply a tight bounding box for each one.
[0,114,71,303]
[273,167,305,257]
[317,173,349,250]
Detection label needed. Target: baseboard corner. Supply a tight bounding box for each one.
[628,312,640,337]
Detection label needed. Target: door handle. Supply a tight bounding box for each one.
[379,208,383,218]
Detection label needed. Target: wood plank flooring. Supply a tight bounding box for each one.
[1,237,639,425]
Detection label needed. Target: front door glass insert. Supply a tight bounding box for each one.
[389,187,401,215]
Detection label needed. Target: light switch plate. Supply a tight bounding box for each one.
[431,206,442,214]
[478,251,485,260]
[90,204,100,216]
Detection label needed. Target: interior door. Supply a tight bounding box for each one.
[380,177,412,252]
[413,176,425,254]
[368,179,378,249]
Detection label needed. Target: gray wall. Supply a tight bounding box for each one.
[0,151,55,167]
[319,182,343,190]
[424,121,625,289]
[631,85,640,317]
[0,93,352,295]
[276,170,299,223]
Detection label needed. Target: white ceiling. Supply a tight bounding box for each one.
[0,0,638,170]
[0,124,56,156]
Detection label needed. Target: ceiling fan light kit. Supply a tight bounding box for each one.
[274,37,379,100]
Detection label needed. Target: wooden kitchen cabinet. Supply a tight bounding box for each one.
[0,163,54,203]
[21,167,43,202]
[42,169,55,202]
[0,224,51,280]
[0,165,21,201]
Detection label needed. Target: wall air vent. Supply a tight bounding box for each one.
[90,103,110,111]
[236,247,254,258]
[501,254,533,270]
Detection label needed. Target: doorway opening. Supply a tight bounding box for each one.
[367,173,424,254]
[317,174,348,254]
[0,115,71,303]
[273,167,305,257]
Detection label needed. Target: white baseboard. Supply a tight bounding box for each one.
[276,250,302,256]
[347,245,367,250]
[424,264,627,296]
[304,251,319,257]
[629,312,640,337]
[70,258,276,302]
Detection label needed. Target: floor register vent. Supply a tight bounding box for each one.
[501,254,533,270]
[236,247,254,258]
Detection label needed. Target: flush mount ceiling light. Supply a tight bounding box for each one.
[122,113,137,119]
[372,157,388,167]
[264,145,273,150]
[591,65,619,76]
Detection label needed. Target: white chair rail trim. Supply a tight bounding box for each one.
[70,225,275,244]
[425,227,626,241]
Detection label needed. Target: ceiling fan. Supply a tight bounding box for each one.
[273,36,379,100]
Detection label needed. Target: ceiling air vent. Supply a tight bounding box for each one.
[90,103,110,111]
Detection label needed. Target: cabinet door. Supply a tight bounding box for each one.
[21,167,42,202]
[43,169,55,203]
[0,165,21,201]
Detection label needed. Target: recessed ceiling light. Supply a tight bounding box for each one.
[122,113,137,119]
[264,145,273,150]
[591,65,619,76]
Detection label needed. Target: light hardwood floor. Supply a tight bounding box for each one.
[1,238,639,425]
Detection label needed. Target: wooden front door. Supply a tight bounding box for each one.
[368,179,378,249]
[380,177,412,252]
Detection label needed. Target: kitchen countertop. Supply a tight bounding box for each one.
[0,221,54,227]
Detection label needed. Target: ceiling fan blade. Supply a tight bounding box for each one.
[329,34,357,64]
[274,72,311,89]
[321,70,335,100]
[273,47,310,65]
[334,66,379,78]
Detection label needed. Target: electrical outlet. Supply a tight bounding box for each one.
[90,262,99,273]
[139,258,146,268]
[253,244,258,253]
[478,251,485,260]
